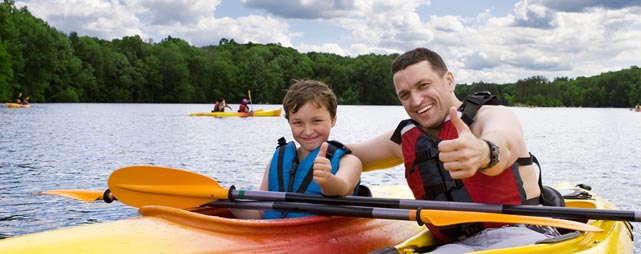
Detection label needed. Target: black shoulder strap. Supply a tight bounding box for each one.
[458,91,500,126]
[276,137,288,192]
[391,119,415,144]
[326,140,351,158]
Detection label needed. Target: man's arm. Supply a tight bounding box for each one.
[349,130,404,172]
[472,105,526,175]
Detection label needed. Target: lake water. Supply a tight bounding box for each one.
[1,104,639,251]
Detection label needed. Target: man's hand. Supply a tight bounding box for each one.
[438,107,489,179]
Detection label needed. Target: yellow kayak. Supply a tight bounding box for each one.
[384,183,634,254]
[190,108,282,117]
[0,182,633,254]
[5,103,30,108]
[0,185,422,254]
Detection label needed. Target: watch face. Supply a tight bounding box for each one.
[481,139,499,172]
[491,143,499,161]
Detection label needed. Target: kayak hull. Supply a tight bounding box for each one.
[5,103,30,108]
[0,185,422,254]
[0,206,420,254]
[390,183,634,254]
[190,108,282,117]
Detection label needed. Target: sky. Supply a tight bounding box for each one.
[14,0,641,84]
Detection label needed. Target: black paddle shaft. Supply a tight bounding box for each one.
[226,189,641,222]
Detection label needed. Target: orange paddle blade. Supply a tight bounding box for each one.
[417,209,602,232]
[40,189,104,201]
[108,165,228,209]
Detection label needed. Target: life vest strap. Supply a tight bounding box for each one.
[422,180,464,200]
[459,91,500,126]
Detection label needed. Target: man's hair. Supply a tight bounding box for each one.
[391,48,448,76]
[282,80,337,120]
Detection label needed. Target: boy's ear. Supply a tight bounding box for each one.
[331,116,337,127]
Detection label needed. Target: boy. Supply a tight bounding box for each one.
[236,80,362,219]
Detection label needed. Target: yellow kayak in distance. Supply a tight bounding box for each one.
[5,103,31,108]
[382,182,634,254]
[190,108,282,117]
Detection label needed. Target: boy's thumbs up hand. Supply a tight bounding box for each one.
[313,142,332,186]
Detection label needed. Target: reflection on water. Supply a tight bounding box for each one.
[1,104,639,251]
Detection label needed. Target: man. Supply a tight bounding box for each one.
[349,48,555,252]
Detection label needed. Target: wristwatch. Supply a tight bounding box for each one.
[480,139,499,173]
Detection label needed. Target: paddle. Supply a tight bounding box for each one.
[108,165,641,223]
[40,189,116,202]
[39,187,600,231]
[248,89,253,112]
[206,200,600,230]
[107,166,601,231]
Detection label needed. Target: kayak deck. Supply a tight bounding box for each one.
[388,183,634,254]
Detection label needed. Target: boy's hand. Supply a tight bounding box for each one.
[313,142,332,186]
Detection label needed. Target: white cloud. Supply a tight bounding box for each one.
[14,0,641,84]
[298,42,346,55]
[241,0,356,19]
[181,15,298,47]
[23,0,145,40]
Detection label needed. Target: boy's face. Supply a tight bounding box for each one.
[287,101,336,154]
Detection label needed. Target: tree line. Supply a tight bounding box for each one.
[1,1,639,107]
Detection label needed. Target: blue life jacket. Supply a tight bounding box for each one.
[264,137,359,219]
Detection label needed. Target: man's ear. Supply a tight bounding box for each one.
[445,71,456,92]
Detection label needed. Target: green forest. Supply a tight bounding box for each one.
[1,1,639,107]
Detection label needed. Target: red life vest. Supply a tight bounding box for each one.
[391,92,527,244]
[238,104,248,113]
[213,102,223,112]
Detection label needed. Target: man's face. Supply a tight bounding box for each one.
[393,60,455,130]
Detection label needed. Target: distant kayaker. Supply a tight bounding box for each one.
[212,98,230,112]
[233,80,362,219]
[237,98,251,113]
[349,48,561,252]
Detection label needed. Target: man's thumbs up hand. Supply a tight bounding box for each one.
[438,107,489,179]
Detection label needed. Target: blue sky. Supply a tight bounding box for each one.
[14,0,641,84]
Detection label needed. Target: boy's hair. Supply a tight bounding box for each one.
[391,48,448,76]
[282,80,337,120]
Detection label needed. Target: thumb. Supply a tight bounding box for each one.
[449,107,472,135]
[316,142,328,159]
